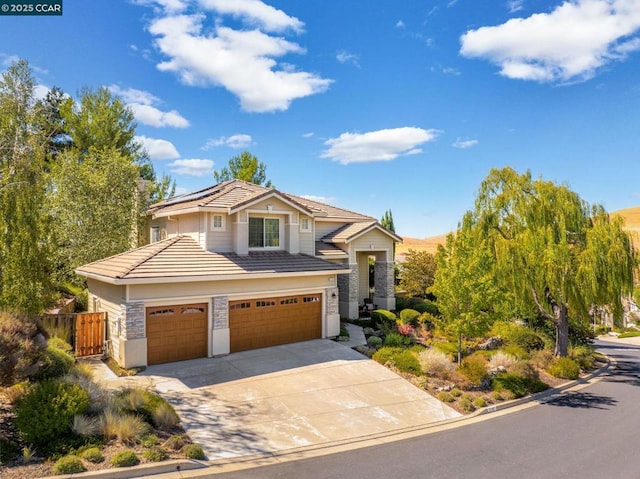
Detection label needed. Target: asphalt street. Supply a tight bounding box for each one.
[212,340,640,479]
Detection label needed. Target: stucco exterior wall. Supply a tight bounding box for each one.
[128,275,337,301]
[314,221,347,241]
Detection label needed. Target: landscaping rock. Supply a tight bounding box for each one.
[477,336,503,350]
[363,327,376,336]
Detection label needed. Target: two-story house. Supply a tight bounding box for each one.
[76,180,401,368]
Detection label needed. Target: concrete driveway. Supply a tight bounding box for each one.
[118,339,460,460]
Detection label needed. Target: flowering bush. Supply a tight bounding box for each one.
[397,322,415,337]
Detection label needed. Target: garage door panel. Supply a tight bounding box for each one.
[146,303,208,365]
[229,294,322,353]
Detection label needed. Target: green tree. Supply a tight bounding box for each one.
[473,167,635,356]
[399,249,437,298]
[0,59,53,312]
[50,88,145,283]
[381,210,395,232]
[432,213,506,364]
[213,151,273,187]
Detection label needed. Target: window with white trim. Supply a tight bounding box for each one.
[151,226,160,243]
[249,217,280,248]
[300,217,311,232]
[209,213,224,231]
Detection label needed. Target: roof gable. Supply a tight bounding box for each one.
[322,221,403,244]
[148,179,376,222]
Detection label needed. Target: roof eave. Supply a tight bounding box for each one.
[76,268,352,285]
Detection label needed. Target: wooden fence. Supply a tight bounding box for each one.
[41,312,107,357]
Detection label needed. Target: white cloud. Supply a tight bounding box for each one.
[299,194,336,205]
[321,127,440,165]
[109,85,189,128]
[136,135,180,160]
[203,134,253,149]
[432,65,461,75]
[199,0,304,33]
[168,158,214,176]
[336,50,360,67]
[507,0,524,13]
[396,20,405,28]
[452,138,479,149]
[302,132,314,138]
[145,2,332,112]
[460,0,640,84]
[33,84,51,100]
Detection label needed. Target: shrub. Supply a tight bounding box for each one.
[143,446,168,462]
[501,344,529,360]
[417,312,436,328]
[152,401,180,430]
[509,328,545,352]
[408,297,439,316]
[395,296,409,311]
[492,371,548,398]
[383,332,411,347]
[432,341,459,358]
[141,434,160,447]
[508,361,540,380]
[80,447,104,463]
[0,311,48,386]
[370,309,397,328]
[458,395,475,412]
[489,351,517,370]
[183,443,206,460]
[111,450,139,467]
[367,336,382,348]
[32,344,75,381]
[531,349,554,369]
[459,353,489,388]
[72,414,100,437]
[473,397,487,408]
[48,337,73,353]
[437,391,455,402]
[418,348,456,378]
[3,382,28,404]
[114,388,169,426]
[372,347,422,375]
[399,309,420,326]
[396,322,415,337]
[547,357,580,380]
[14,379,90,452]
[69,361,94,381]
[569,344,596,370]
[164,434,190,451]
[450,388,463,398]
[0,435,18,464]
[53,455,85,475]
[101,409,149,445]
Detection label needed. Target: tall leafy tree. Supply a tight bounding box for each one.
[432,213,506,364]
[0,60,53,313]
[50,88,145,283]
[399,250,437,298]
[381,210,395,232]
[213,151,273,187]
[473,167,635,356]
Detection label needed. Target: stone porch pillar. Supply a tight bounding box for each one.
[338,262,359,319]
[373,261,396,311]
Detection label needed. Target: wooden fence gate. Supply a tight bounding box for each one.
[41,312,107,357]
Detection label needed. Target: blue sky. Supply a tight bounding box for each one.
[2,0,640,238]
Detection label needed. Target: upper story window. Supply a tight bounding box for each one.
[249,217,280,248]
[209,213,225,231]
[151,226,160,243]
[300,217,311,232]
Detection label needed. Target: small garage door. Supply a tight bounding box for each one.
[229,294,322,352]
[146,303,208,365]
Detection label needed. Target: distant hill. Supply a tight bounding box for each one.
[397,206,640,260]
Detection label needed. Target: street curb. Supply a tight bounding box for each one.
[40,459,207,479]
[41,356,613,479]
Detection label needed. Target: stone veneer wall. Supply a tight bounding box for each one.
[374,261,395,299]
[121,301,145,339]
[213,296,228,329]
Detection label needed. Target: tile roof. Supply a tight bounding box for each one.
[76,236,350,284]
[147,179,375,221]
[322,221,403,244]
[314,241,348,259]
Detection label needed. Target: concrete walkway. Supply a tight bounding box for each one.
[88,332,460,461]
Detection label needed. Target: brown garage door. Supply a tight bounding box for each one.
[146,303,208,365]
[229,294,322,352]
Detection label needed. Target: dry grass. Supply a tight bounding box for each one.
[72,414,100,437]
[100,410,149,445]
[152,402,180,430]
[418,348,457,378]
[488,351,518,370]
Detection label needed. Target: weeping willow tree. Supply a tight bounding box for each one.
[473,167,635,357]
